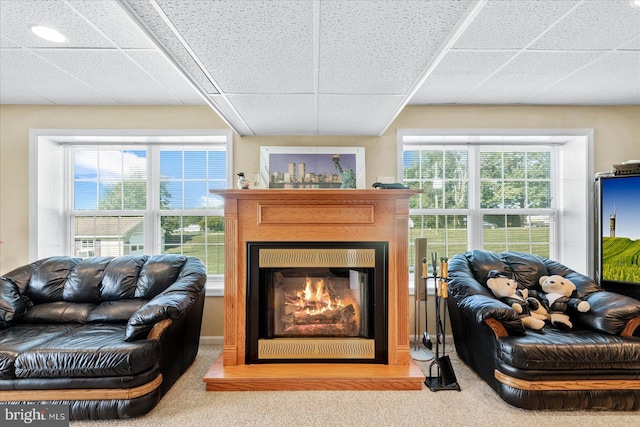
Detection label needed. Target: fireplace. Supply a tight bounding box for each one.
[246,242,387,364]
[204,189,424,391]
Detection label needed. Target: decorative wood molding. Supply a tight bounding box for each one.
[147,318,173,340]
[0,375,162,402]
[621,316,640,337]
[495,370,640,391]
[484,318,509,338]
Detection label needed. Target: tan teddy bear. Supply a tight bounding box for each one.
[530,275,590,330]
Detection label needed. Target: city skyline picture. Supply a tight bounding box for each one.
[267,153,357,188]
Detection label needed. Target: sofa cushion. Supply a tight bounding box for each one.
[13,324,159,379]
[23,301,96,324]
[26,257,81,303]
[63,257,112,303]
[497,328,640,371]
[101,255,149,301]
[0,277,33,327]
[87,300,148,323]
[135,255,186,299]
[0,324,81,379]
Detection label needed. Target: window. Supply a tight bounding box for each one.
[398,130,593,285]
[30,130,232,296]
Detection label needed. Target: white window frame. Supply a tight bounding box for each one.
[398,129,594,294]
[29,129,233,296]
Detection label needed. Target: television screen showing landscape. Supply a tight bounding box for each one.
[601,175,640,284]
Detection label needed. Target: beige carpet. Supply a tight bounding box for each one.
[72,344,638,427]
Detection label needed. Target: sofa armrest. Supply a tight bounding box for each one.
[621,316,640,337]
[147,318,173,340]
[125,257,206,341]
[457,294,526,336]
[578,291,640,335]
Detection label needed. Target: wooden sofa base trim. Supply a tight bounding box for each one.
[0,374,162,402]
[495,370,640,391]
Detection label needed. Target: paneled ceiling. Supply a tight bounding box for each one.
[1,0,639,136]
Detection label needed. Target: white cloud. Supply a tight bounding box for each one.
[74,149,146,180]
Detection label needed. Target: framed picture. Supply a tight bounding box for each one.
[260,146,365,189]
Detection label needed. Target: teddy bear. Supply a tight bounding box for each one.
[486,270,546,331]
[529,275,590,330]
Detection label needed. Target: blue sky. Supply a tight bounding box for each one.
[601,175,640,239]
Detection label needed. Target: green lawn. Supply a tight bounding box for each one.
[408,226,550,267]
[164,232,225,275]
[602,237,640,283]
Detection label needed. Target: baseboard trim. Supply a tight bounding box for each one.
[200,336,223,345]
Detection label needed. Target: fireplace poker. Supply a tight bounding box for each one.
[421,257,432,351]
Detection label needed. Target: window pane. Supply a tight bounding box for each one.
[480,181,502,208]
[160,151,183,180]
[503,181,525,208]
[74,182,98,210]
[161,215,224,275]
[480,152,502,179]
[503,151,525,179]
[483,214,551,252]
[162,181,184,210]
[528,181,551,208]
[527,152,551,179]
[73,216,143,257]
[183,181,207,209]
[184,151,206,180]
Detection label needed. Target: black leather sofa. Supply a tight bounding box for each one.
[0,254,206,419]
[447,250,640,410]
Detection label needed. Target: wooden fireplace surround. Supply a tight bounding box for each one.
[203,189,424,390]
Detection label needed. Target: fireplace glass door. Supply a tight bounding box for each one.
[270,267,369,338]
[247,242,388,364]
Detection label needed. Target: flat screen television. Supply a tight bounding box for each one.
[595,174,640,299]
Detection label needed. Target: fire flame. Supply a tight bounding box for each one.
[290,277,344,315]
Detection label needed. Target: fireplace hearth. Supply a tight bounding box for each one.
[246,242,387,364]
[204,189,424,391]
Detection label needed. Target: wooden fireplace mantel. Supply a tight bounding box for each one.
[203,189,424,390]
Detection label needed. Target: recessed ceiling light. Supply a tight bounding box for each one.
[30,25,67,43]
[631,0,640,7]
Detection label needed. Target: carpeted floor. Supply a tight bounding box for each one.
[72,344,638,426]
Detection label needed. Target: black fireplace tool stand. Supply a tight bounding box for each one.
[425,255,460,392]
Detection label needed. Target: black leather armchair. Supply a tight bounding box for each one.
[447,250,640,410]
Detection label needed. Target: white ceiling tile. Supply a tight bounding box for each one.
[0,0,114,48]
[529,51,640,104]
[226,95,317,134]
[531,0,640,50]
[126,50,205,104]
[453,0,580,49]
[620,35,640,50]
[0,50,114,104]
[410,50,516,104]
[319,95,404,135]
[0,80,52,104]
[461,51,604,104]
[67,0,155,49]
[155,0,315,94]
[34,49,181,104]
[124,0,219,94]
[0,35,19,48]
[319,0,473,95]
